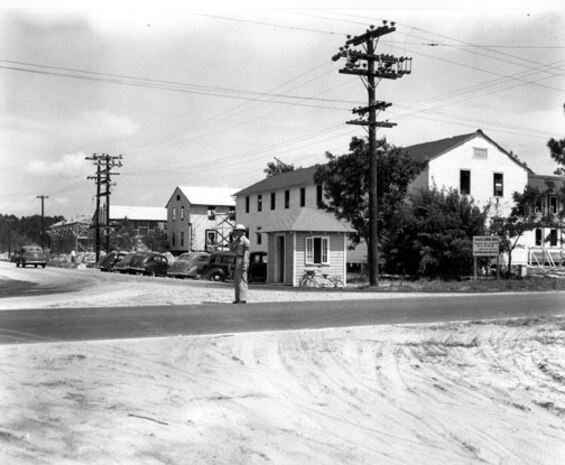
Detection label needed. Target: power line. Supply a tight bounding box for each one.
[0,59,358,107]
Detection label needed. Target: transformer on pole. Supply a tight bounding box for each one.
[332,21,412,286]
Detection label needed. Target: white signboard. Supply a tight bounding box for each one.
[473,236,500,256]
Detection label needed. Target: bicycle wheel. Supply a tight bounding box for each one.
[300,276,316,287]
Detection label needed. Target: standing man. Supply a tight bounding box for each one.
[230,224,250,304]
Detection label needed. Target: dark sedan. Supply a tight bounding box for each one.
[167,252,210,279]
[126,252,170,277]
[96,251,129,272]
[113,252,137,274]
[15,245,47,268]
[199,251,236,281]
[248,251,267,283]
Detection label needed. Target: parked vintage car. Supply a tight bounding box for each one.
[113,252,137,274]
[167,252,210,279]
[248,251,267,283]
[14,245,47,268]
[199,251,236,281]
[96,251,129,272]
[125,251,170,277]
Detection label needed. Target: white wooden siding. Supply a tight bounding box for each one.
[236,184,321,252]
[424,138,529,216]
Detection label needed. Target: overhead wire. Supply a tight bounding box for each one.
[3,10,563,200]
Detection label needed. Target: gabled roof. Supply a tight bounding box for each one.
[405,129,533,173]
[110,205,167,221]
[174,186,237,206]
[528,174,565,193]
[235,166,317,197]
[404,131,476,163]
[261,207,353,233]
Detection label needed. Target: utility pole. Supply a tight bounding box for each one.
[87,160,102,262]
[86,153,123,260]
[36,194,49,249]
[332,21,412,286]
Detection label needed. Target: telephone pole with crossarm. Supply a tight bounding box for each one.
[332,21,412,286]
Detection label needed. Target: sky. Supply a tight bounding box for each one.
[0,0,564,219]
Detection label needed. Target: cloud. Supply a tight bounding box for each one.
[25,151,89,177]
[74,111,139,139]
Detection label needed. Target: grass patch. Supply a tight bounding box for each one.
[349,275,565,293]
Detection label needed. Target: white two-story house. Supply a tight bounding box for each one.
[234,167,352,286]
[406,129,532,216]
[404,129,565,265]
[235,129,563,282]
[166,186,238,255]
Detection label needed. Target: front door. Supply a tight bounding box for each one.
[276,234,285,283]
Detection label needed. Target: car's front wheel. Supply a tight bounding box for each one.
[209,271,224,281]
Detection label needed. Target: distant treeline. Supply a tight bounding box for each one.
[0,214,64,252]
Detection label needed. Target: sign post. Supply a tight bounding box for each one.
[473,236,501,280]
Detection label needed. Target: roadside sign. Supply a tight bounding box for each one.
[473,236,500,257]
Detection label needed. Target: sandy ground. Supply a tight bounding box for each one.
[1,262,564,464]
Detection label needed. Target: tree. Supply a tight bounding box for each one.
[313,136,424,247]
[488,186,542,275]
[383,187,488,280]
[109,219,137,251]
[264,157,298,177]
[141,230,168,253]
[548,137,565,175]
[0,214,63,252]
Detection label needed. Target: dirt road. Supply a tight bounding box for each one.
[0,261,564,464]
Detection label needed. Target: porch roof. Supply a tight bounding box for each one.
[261,207,353,233]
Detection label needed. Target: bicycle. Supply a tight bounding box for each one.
[299,268,344,288]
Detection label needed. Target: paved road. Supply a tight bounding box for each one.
[0,292,564,345]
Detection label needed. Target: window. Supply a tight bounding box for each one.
[316,184,323,206]
[245,196,250,213]
[180,231,184,247]
[180,206,185,221]
[172,208,177,221]
[473,147,488,159]
[256,232,262,245]
[270,192,276,210]
[535,228,542,246]
[549,196,558,214]
[172,232,176,246]
[535,199,543,214]
[285,190,290,209]
[207,206,216,220]
[305,236,329,265]
[493,173,503,197]
[460,170,471,195]
[549,229,558,246]
[257,194,263,212]
[300,187,306,207]
[205,230,217,249]
[229,206,236,221]
[176,194,180,201]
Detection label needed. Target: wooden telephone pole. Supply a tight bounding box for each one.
[86,153,123,260]
[36,194,49,249]
[332,21,412,286]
